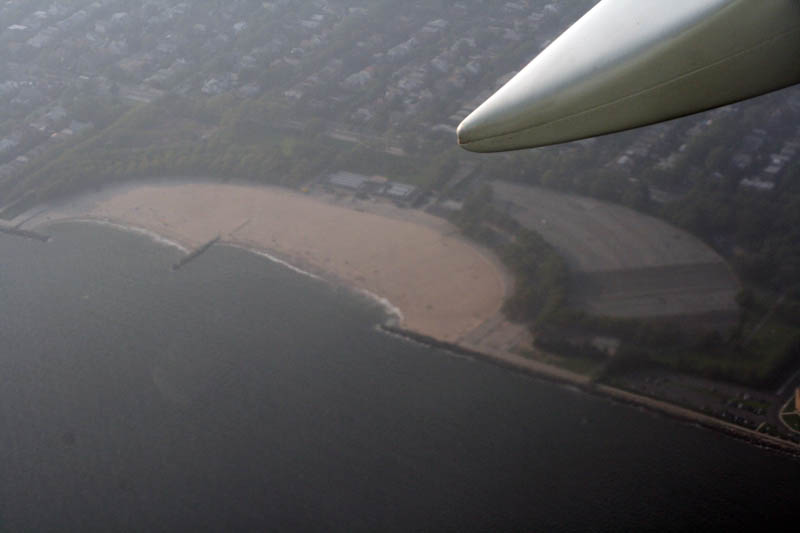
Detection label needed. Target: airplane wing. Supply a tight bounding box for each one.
[457,0,800,152]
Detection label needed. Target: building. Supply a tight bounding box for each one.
[384,182,416,200]
[740,177,775,192]
[329,171,368,190]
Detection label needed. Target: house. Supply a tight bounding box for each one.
[740,177,775,191]
[731,153,752,170]
[342,68,373,90]
[504,2,528,14]
[110,12,130,26]
[464,61,481,76]
[0,138,20,154]
[27,26,59,48]
[431,55,449,73]
[202,74,237,95]
[351,107,374,123]
[238,83,261,98]
[0,81,20,98]
[386,37,417,61]
[58,10,88,31]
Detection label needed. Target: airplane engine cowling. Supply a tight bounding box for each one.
[457,0,800,152]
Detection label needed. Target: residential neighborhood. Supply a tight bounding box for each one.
[0,1,593,183]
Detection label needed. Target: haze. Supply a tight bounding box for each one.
[0,1,799,530]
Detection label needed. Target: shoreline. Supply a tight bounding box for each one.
[109,216,800,455]
[10,181,800,457]
[19,181,507,343]
[384,324,800,457]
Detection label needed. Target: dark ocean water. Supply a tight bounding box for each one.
[0,222,798,532]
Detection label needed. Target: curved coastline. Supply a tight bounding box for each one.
[44,216,408,330]
[39,215,410,328]
[14,181,800,456]
[21,181,508,343]
[383,324,800,457]
[46,216,191,254]
[225,243,323,282]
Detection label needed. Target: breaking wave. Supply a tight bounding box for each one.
[357,288,404,325]
[229,244,322,281]
[68,218,190,254]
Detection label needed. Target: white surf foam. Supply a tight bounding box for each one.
[227,244,403,325]
[358,288,404,324]
[71,218,190,254]
[228,244,322,281]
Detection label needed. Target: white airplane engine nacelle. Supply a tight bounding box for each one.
[457,0,800,152]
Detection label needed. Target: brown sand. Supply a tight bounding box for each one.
[29,182,506,342]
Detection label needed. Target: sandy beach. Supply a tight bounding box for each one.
[24,181,507,343]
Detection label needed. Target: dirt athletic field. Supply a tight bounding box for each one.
[493,181,740,321]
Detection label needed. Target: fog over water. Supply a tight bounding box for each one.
[0,223,798,531]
